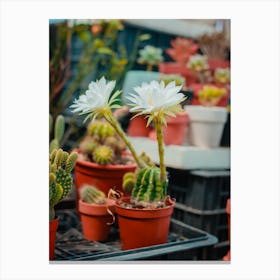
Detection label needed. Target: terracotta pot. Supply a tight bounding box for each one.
[149,112,189,145]
[188,83,230,107]
[49,217,59,260]
[159,62,197,85]
[115,197,175,250]
[74,154,137,201]
[79,199,115,241]
[127,115,152,137]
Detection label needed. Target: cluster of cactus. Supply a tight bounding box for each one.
[80,185,106,204]
[214,68,230,84]
[49,148,78,220]
[79,120,127,165]
[198,85,226,107]
[49,114,65,152]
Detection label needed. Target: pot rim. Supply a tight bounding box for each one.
[76,150,137,171]
[115,197,176,219]
[79,198,115,216]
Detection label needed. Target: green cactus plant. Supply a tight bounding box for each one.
[93,145,114,165]
[80,185,106,204]
[78,119,129,165]
[49,114,65,152]
[49,148,78,220]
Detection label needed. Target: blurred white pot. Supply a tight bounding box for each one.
[184,105,228,148]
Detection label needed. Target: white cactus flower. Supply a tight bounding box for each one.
[70,77,118,116]
[126,80,186,125]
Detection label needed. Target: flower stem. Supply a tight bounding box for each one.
[146,64,153,72]
[154,117,167,183]
[104,111,145,168]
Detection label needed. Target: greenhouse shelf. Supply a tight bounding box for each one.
[128,137,230,170]
[53,210,218,262]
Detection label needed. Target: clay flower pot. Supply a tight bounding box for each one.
[149,112,189,145]
[115,197,175,250]
[49,217,59,260]
[79,199,115,241]
[127,115,152,137]
[74,154,137,201]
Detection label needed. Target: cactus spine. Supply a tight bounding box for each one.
[80,185,106,205]
[49,148,78,220]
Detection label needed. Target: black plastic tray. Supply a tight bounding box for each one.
[53,210,218,261]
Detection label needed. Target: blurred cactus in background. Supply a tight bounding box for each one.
[137,45,163,71]
[49,114,65,152]
[214,68,230,84]
[198,85,226,107]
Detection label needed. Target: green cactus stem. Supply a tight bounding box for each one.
[131,166,167,205]
[80,185,106,204]
[93,145,114,165]
[154,117,167,183]
[49,148,78,221]
[65,152,78,172]
[122,172,136,194]
[54,115,65,143]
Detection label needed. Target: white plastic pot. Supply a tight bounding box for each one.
[184,105,228,148]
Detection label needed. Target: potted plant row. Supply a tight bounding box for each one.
[70,76,186,250]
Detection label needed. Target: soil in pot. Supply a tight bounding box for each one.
[79,199,115,241]
[115,197,175,250]
[49,217,59,260]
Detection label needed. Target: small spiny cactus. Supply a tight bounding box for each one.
[130,166,167,207]
[93,145,114,165]
[80,185,106,204]
[49,148,78,220]
[122,172,137,194]
[79,119,127,165]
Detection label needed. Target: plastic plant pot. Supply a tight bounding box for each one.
[49,217,59,260]
[115,197,175,250]
[79,199,115,241]
[185,105,228,148]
